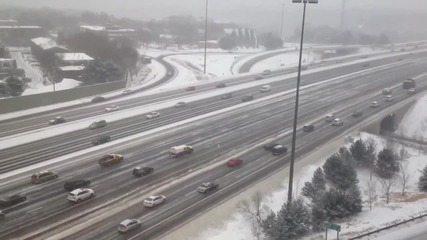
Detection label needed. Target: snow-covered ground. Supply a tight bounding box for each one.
[397,94,427,139]
[250,51,320,73]
[186,130,427,240]
[10,51,45,89]
[22,78,82,96]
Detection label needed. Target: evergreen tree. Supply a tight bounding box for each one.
[350,139,368,166]
[418,165,427,191]
[262,199,311,240]
[376,148,399,178]
[302,168,326,199]
[302,181,316,199]
[310,194,327,231]
[344,184,363,214]
[323,154,358,190]
[5,75,25,97]
[218,36,237,50]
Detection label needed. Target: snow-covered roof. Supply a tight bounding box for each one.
[108,29,135,33]
[56,53,93,61]
[59,66,85,71]
[0,26,41,29]
[80,25,106,31]
[30,37,68,51]
[0,58,15,62]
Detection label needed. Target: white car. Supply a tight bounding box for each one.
[118,219,141,233]
[143,195,166,208]
[146,112,160,119]
[175,102,186,108]
[262,69,271,75]
[68,188,95,203]
[105,105,120,112]
[385,95,393,102]
[332,118,344,126]
[371,101,380,108]
[122,89,132,95]
[259,85,271,93]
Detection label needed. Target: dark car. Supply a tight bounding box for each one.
[49,117,66,125]
[186,86,196,91]
[352,111,363,118]
[254,75,263,80]
[216,83,226,88]
[303,124,315,132]
[197,182,219,193]
[403,79,416,89]
[91,135,111,145]
[264,143,279,151]
[64,179,91,191]
[89,120,107,130]
[226,159,243,167]
[221,93,232,100]
[272,145,288,155]
[242,95,254,102]
[0,194,27,208]
[31,171,58,184]
[91,96,106,103]
[133,167,154,177]
[362,63,370,67]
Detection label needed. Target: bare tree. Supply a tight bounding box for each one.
[365,138,377,180]
[378,176,397,204]
[366,179,377,211]
[237,192,267,240]
[397,147,410,162]
[400,160,410,196]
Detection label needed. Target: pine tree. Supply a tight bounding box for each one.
[302,182,316,199]
[418,165,427,191]
[344,184,363,214]
[350,139,368,166]
[311,194,327,231]
[337,147,353,163]
[262,199,311,240]
[5,75,25,97]
[376,148,399,178]
[323,154,358,190]
[302,168,326,199]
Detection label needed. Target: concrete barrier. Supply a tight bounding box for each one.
[0,80,126,114]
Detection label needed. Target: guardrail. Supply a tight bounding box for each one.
[348,212,427,239]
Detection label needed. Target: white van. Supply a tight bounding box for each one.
[259,85,271,93]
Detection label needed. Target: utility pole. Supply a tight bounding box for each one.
[203,0,209,74]
[280,2,285,42]
[340,0,346,33]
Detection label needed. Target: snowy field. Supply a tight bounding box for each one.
[161,94,427,240]
[250,51,320,73]
[397,94,427,139]
[21,78,82,95]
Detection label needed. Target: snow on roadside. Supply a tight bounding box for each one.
[250,51,319,73]
[397,94,427,139]
[196,132,427,240]
[21,78,82,96]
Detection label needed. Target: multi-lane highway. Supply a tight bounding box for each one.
[0,52,426,240]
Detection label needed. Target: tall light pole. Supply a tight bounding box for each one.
[203,0,209,74]
[280,2,285,42]
[340,0,346,33]
[288,0,318,204]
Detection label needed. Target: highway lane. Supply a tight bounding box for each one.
[0,50,419,137]
[0,56,422,174]
[65,70,427,240]
[1,59,426,239]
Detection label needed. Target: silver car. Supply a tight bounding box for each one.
[118,219,141,233]
[143,195,166,208]
[146,112,160,119]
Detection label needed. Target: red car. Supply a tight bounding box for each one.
[226,159,243,167]
[186,86,196,91]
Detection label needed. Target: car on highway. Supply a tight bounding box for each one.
[264,143,279,151]
[197,182,219,193]
[242,94,254,102]
[175,101,187,108]
[186,86,196,91]
[226,158,243,167]
[385,95,393,102]
[262,69,271,75]
[118,219,141,233]
[301,65,308,71]
[352,111,363,118]
[167,71,173,76]
[371,101,381,108]
[325,113,336,122]
[64,179,91,191]
[48,116,66,125]
[132,166,154,177]
[408,88,416,94]
[254,75,263,80]
[272,145,288,155]
[216,83,226,88]
[91,96,106,103]
[89,120,107,130]
[146,112,160,119]
[98,154,124,167]
[91,135,111,145]
[259,85,271,93]
[143,195,166,208]
[31,171,58,184]
[303,124,315,132]
[105,105,120,112]
[169,145,193,158]
[403,78,416,89]
[68,188,95,203]
[221,93,233,99]
[0,210,4,218]
[362,63,370,67]
[332,118,344,126]
[382,88,392,95]
[0,194,27,207]
[121,89,132,95]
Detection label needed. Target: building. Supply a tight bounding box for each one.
[0,26,44,46]
[198,40,219,49]
[80,24,138,47]
[0,58,17,70]
[30,37,69,71]
[55,53,94,81]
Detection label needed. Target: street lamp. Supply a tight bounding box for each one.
[203,0,209,74]
[287,0,318,204]
[280,1,285,42]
